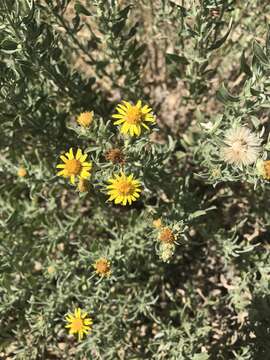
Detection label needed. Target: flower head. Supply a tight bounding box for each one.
[112,100,155,137]
[221,126,261,167]
[106,172,141,206]
[17,167,27,177]
[153,218,162,229]
[94,258,111,277]
[47,266,55,274]
[105,148,125,164]
[257,159,270,180]
[159,227,175,244]
[77,111,94,128]
[65,308,93,341]
[56,148,92,185]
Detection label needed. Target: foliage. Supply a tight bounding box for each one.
[1,0,270,359]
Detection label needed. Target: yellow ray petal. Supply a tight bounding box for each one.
[115,196,123,204]
[60,155,68,163]
[80,154,87,162]
[141,105,152,114]
[117,103,128,111]
[122,100,131,108]
[80,171,90,179]
[136,100,142,108]
[76,149,82,160]
[115,107,126,115]
[112,114,124,119]
[57,170,66,176]
[70,175,75,185]
[82,162,92,168]
[142,123,150,130]
[69,148,74,159]
[121,122,130,134]
[145,115,155,122]
[114,118,126,125]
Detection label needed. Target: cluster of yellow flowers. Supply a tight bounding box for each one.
[56,100,156,206]
[61,101,155,341]
[65,257,111,340]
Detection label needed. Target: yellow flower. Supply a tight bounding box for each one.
[65,308,93,341]
[56,148,92,185]
[17,167,27,177]
[106,172,141,205]
[112,100,155,136]
[94,258,111,277]
[77,111,94,128]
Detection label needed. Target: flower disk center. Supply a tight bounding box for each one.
[231,140,247,155]
[117,180,134,196]
[66,159,82,175]
[96,261,109,273]
[125,106,142,124]
[71,318,84,331]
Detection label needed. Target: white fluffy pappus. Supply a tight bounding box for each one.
[221,126,262,167]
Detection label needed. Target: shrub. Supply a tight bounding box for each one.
[1,0,270,359]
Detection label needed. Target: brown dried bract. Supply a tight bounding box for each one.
[105,148,125,165]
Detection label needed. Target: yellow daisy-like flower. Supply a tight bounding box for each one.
[94,258,111,277]
[112,100,155,136]
[65,308,93,341]
[77,111,94,128]
[106,172,142,205]
[56,148,92,185]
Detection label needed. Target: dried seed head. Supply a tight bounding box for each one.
[77,111,94,128]
[160,243,175,262]
[159,227,175,244]
[105,148,125,164]
[221,127,261,167]
[94,258,111,277]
